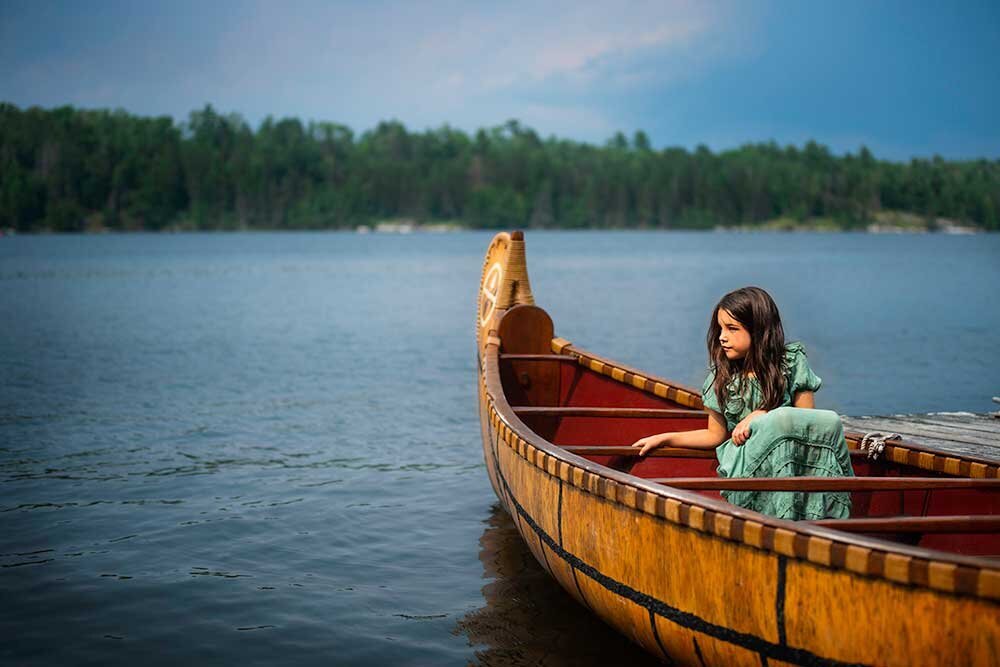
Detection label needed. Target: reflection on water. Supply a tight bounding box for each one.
[457,504,659,667]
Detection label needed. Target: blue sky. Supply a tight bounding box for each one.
[2,0,998,159]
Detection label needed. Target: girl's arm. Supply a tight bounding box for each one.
[732,409,766,445]
[732,391,816,444]
[793,390,815,408]
[631,410,729,455]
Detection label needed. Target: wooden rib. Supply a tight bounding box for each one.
[810,516,1000,534]
[500,353,577,361]
[652,477,1000,491]
[512,406,705,418]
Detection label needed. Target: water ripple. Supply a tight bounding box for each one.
[1,231,997,666]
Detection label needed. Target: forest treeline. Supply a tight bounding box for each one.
[1,102,998,232]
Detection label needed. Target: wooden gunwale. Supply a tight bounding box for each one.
[550,337,703,407]
[483,338,1000,600]
[500,353,575,361]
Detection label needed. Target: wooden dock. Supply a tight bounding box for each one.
[841,411,1000,460]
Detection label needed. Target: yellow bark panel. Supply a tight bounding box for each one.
[649,616,767,667]
[558,481,782,644]
[784,558,1000,666]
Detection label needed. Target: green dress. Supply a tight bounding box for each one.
[701,343,854,521]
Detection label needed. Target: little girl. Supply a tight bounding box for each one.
[631,286,854,521]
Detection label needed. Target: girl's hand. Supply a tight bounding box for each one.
[631,433,670,456]
[731,410,767,446]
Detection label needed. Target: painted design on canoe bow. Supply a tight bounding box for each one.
[479,261,503,328]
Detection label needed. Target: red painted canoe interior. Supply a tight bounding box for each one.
[500,355,1000,557]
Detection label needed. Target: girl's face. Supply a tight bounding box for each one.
[717,309,751,360]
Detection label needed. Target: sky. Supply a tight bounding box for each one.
[2,0,998,160]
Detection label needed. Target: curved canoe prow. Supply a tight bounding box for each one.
[477,230,536,356]
[476,231,1000,666]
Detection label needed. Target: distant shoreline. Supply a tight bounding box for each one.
[3,211,989,236]
[3,104,997,235]
[2,223,991,237]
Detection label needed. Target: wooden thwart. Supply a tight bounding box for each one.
[500,354,575,362]
[563,445,716,458]
[563,445,872,461]
[653,476,1000,491]
[514,407,704,418]
[810,515,1000,534]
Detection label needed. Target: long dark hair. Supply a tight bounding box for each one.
[706,286,787,414]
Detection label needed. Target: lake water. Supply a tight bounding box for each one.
[2,231,998,665]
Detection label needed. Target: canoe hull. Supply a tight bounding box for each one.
[480,372,999,666]
[475,232,999,666]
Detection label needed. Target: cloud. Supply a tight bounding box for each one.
[406,1,714,91]
[1,0,752,141]
[4,0,997,157]
[199,0,748,138]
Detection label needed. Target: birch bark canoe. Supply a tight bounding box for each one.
[476,231,999,666]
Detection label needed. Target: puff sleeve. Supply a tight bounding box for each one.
[785,342,822,396]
